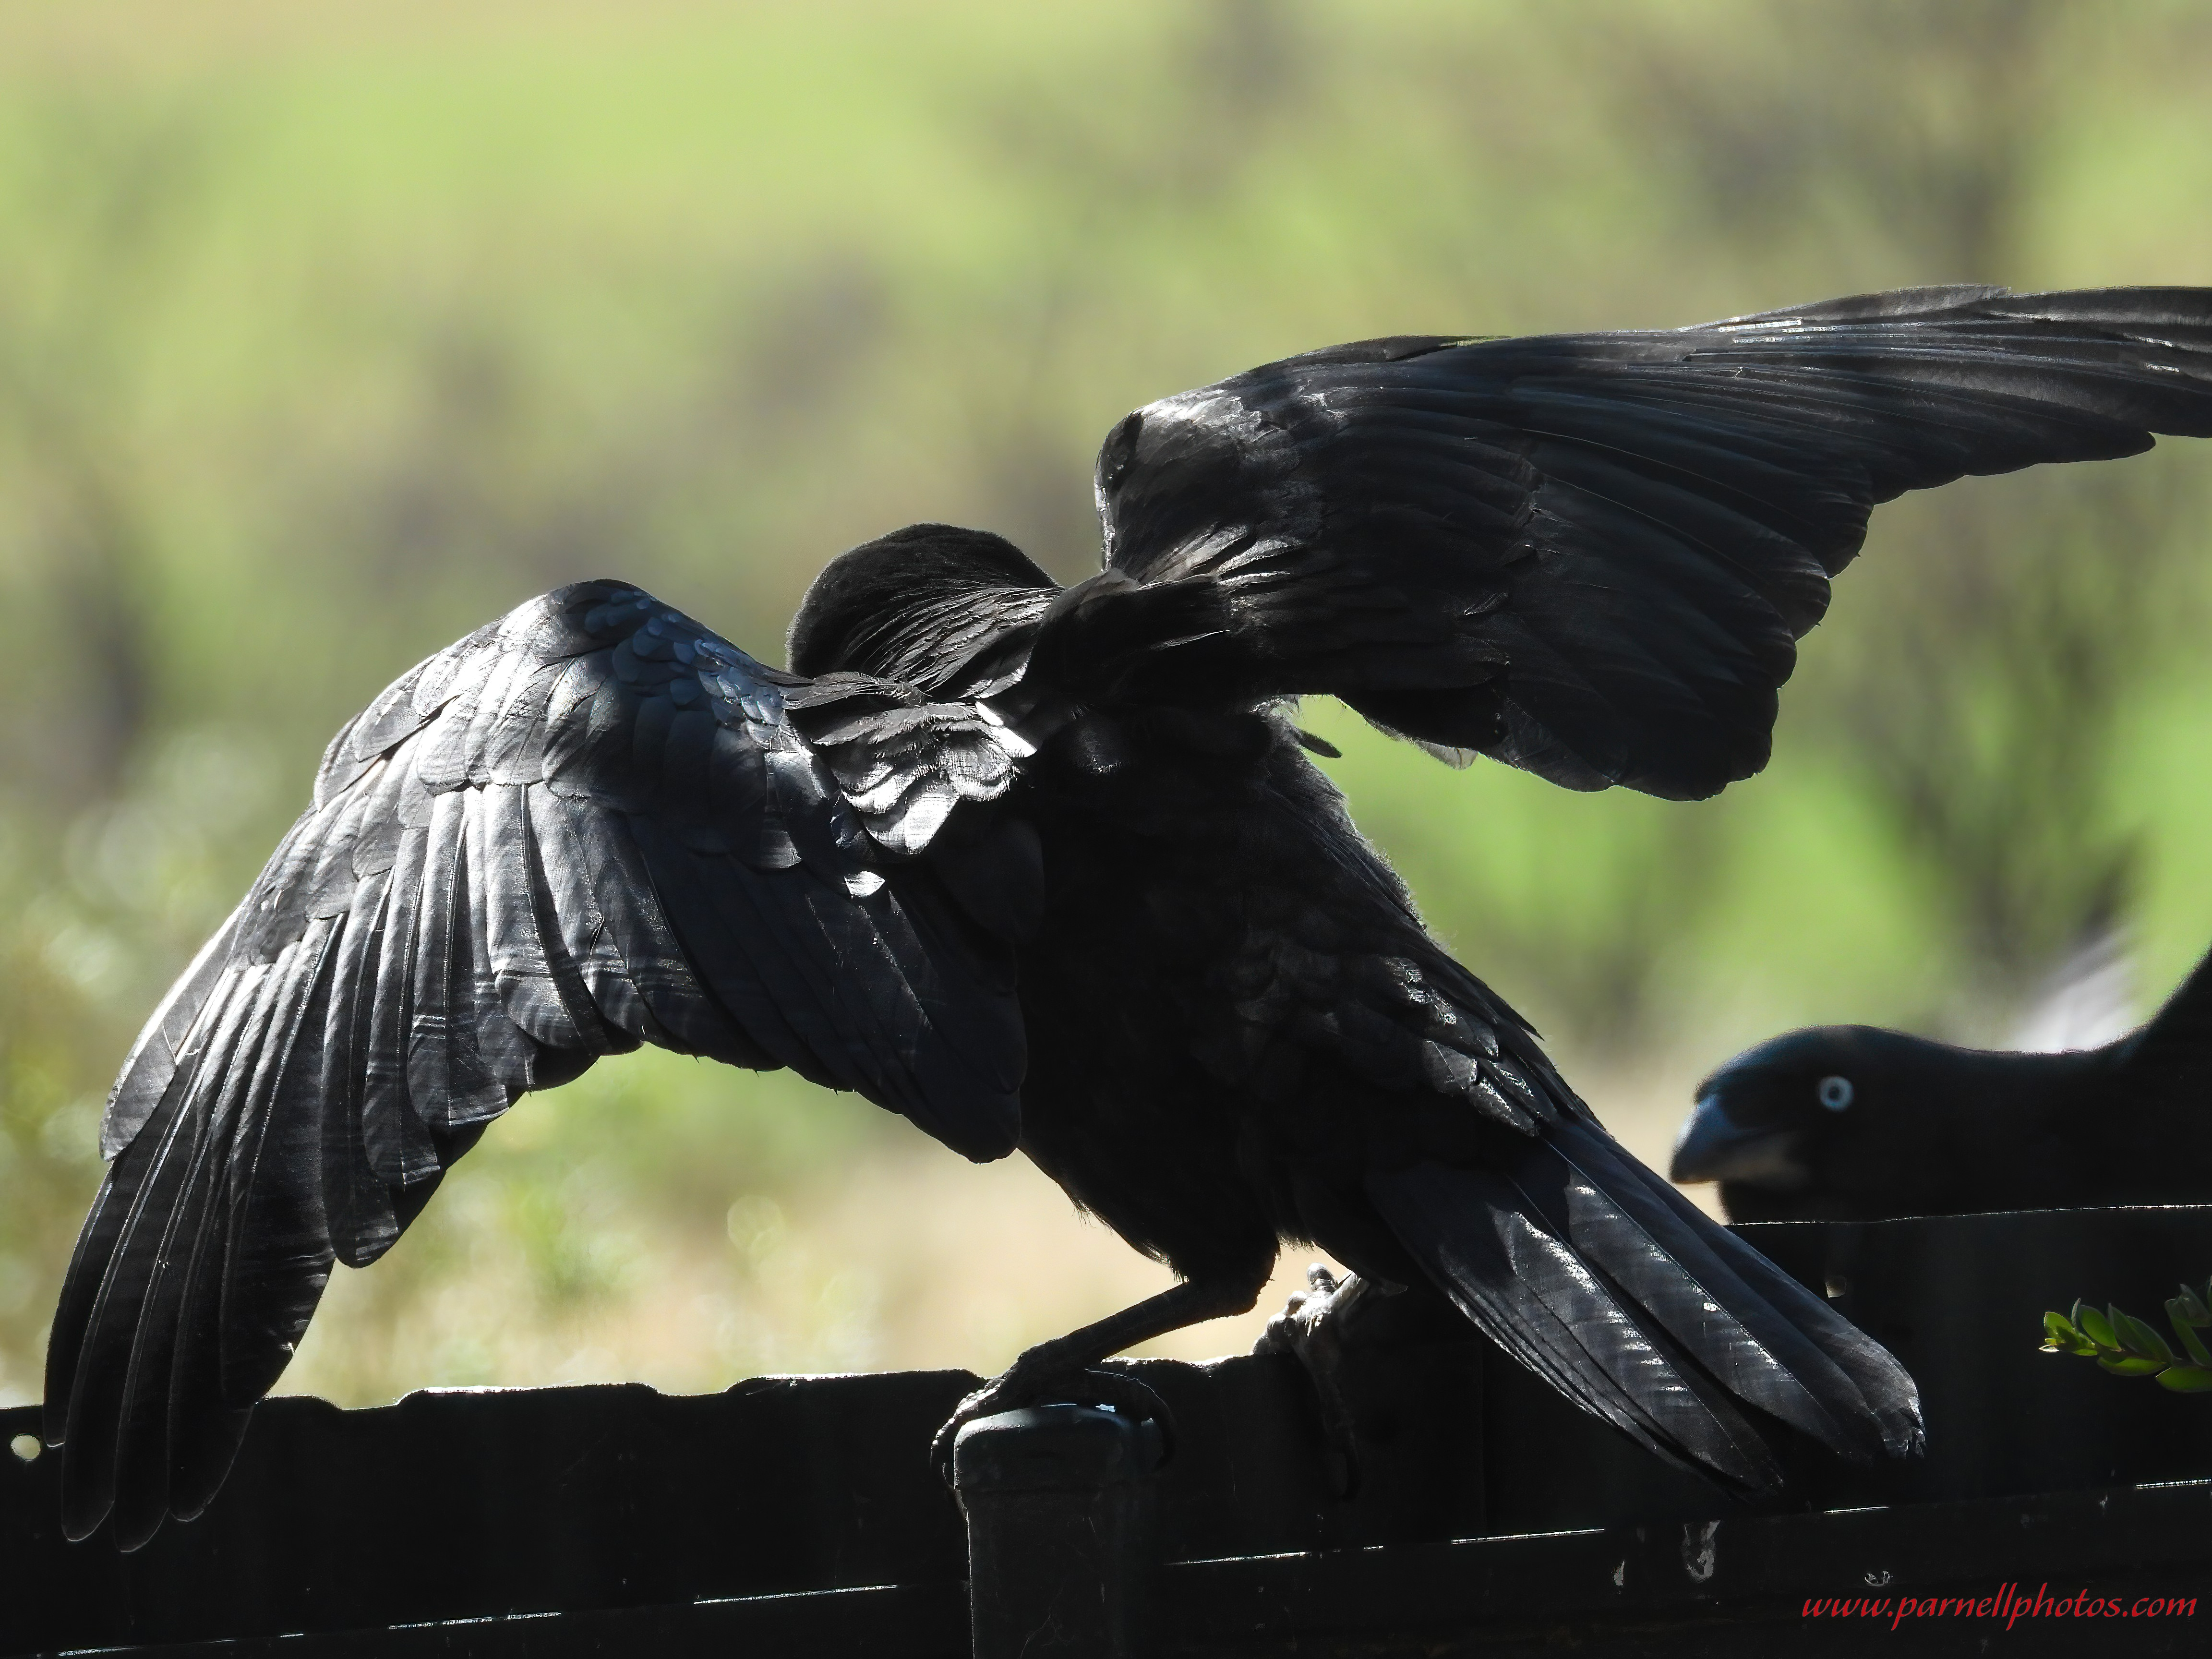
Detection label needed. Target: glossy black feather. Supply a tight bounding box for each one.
[1097,286,2212,797]
[1367,1157,1785,1490]
[47,580,1030,1541]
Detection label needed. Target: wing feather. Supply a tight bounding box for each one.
[48,579,1034,1544]
[1091,286,2212,797]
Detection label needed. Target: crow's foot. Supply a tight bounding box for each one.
[1253,1264,1396,1497]
[929,1358,1173,1484]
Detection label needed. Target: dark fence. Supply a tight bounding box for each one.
[6,1207,2212,1655]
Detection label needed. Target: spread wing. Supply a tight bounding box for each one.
[1093,286,2212,798]
[45,580,1032,1546]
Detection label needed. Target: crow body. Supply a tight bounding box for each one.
[1674,948,2212,1222]
[48,286,2212,1546]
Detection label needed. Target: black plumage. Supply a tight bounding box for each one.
[1674,946,2212,1223]
[46,285,2212,1546]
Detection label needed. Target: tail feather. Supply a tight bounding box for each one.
[1370,1161,1785,1491]
[1533,1141,1876,1454]
[1369,1120,1923,1493]
[1548,1120,1921,1458]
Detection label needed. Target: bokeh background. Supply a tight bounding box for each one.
[6,0,2212,1412]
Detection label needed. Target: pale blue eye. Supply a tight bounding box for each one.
[1818,1075,1854,1112]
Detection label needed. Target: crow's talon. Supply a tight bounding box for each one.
[1255,1265,1379,1498]
[1256,1263,1346,1356]
[930,1362,1176,1485]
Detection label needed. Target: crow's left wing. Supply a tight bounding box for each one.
[46,580,1034,1546]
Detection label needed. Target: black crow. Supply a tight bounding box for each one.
[45,286,2212,1548]
[1674,945,2212,1222]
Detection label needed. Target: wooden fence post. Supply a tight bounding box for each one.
[952,1404,1165,1659]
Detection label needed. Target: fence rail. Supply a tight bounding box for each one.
[6,1207,2212,1655]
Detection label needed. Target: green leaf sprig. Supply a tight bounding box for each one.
[2042,1281,2212,1393]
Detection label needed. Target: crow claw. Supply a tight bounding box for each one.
[930,1362,1175,1486]
[1255,1264,1383,1499]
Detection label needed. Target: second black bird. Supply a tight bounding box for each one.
[1675,945,2212,1222]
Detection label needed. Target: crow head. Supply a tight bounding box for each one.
[1673,1024,1965,1220]
[787,523,1058,693]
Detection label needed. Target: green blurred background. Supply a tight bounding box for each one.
[6,0,2212,1411]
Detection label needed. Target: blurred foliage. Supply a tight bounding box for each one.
[4,0,2212,1407]
[2043,1283,2212,1393]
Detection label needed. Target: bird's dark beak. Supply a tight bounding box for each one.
[1669,1094,1808,1187]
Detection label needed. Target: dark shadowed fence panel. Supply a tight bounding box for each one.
[5,1209,2212,1656]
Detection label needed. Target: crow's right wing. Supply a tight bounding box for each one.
[1091,287,2212,798]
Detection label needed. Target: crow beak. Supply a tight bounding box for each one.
[1669,1094,1807,1187]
